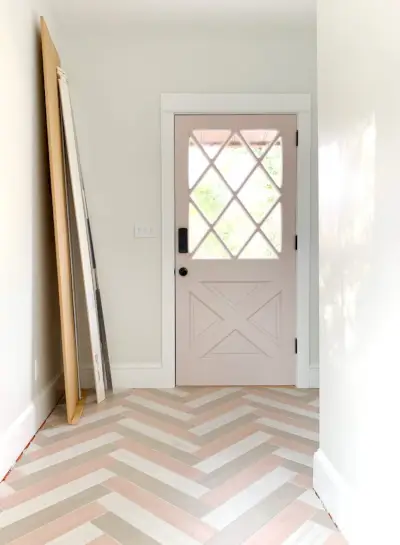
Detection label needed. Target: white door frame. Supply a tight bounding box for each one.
[161,94,312,389]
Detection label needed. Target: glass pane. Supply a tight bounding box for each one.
[193,232,230,259]
[261,204,282,252]
[239,232,278,259]
[215,200,255,256]
[190,167,232,223]
[188,137,209,188]
[214,133,257,191]
[189,204,210,252]
[262,136,283,187]
[238,167,281,223]
[240,130,279,158]
[193,130,231,159]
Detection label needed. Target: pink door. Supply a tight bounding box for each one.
[175,115,297,386]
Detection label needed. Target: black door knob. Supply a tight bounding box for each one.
[179,267,188,277]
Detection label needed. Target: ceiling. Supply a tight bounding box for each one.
[50,0,316,23]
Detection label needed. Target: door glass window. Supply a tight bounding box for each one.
[188,129,283,259]
[190,168,231,224]
[240,233,278,260]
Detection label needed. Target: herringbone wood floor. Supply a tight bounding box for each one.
[0,387,346,544]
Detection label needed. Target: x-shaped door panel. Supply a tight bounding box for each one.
[190,281,281,360]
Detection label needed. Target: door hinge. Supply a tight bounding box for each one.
[296,130,299,147]
[295,338,298,354]
[295,235,298,251]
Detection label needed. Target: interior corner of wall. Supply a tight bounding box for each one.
[0,373,61,481]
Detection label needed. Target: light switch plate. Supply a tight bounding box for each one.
[134,225,156,238]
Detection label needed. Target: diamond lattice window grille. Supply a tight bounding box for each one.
[188,129,284,260]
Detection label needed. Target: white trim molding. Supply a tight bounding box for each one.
[309,366,320,388]
[0,374,61,481]
[314,449,397,544]
[161,94,312,389]
[79,363,165,389]
[313,449,353,543]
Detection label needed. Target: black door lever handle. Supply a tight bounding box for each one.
[178,228,188,254]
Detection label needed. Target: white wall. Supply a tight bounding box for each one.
[58,20,319,386]
[0,1,62,478]
[315,0,400,542]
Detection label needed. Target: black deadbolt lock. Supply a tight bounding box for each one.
[179,267,188,277]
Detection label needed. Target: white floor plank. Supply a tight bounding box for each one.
[119,418,199,453]
[111,449,208,499]
[190,406,254,436]
[257,417,319,442]
[19,433,122,476]
[48,523,103,545]
[186,388,241,409]
[99,492,202,545]
[195,431,270,474]
[0,469,114,528]
[202,467,295,530]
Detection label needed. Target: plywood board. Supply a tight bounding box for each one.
[58,68,107,403]
[41,18,80,424]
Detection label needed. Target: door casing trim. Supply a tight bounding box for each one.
[161,94,312,388]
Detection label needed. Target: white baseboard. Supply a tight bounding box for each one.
[79,362,173,389]
[315,449,399,544]
[0,374,61,481]
[313,449,353,543]
[309,366,319,388]
[80,362,318,390]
